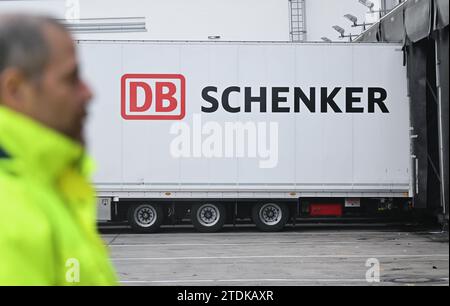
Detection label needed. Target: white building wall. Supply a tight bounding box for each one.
[305,0,370,41]
[0,0,290,41]
[0,0,403,42]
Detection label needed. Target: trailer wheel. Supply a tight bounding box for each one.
[252,202,289,232]
[128,203,163,233]
[191,203,226,233]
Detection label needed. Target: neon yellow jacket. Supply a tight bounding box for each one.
[0,106,117,285]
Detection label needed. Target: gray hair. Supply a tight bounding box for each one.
[0,14,66,80]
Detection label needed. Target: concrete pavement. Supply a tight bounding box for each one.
[101,224,449,286]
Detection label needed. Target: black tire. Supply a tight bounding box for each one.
[128,203,164,233]
[191,203,226,233]
[252,202,289,232]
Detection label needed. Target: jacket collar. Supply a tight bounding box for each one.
[0,146,10,159]
[0,106,88,182]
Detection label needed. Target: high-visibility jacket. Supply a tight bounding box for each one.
[0,106,117,285]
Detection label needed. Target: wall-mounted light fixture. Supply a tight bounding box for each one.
[344,14,374,30]
[332,25,357,42]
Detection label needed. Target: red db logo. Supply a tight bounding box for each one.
[121,74,186,120]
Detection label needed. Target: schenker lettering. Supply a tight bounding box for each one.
[202,86,389,114]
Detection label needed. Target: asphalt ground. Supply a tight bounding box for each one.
[100,223,449,286]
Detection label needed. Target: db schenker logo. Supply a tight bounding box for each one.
[121,74,186,120]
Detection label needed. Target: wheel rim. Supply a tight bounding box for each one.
[197,204,220,227]
[259,203,282,226]
[134,205,157,228]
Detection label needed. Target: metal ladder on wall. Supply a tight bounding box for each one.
[289,0,307,42]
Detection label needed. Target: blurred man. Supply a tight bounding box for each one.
[0,14,117,285]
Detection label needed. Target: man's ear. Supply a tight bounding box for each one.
[0,68,34,111]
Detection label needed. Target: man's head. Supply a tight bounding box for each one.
[0,14,92,144]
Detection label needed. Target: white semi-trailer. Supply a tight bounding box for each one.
[79,41,412,232]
